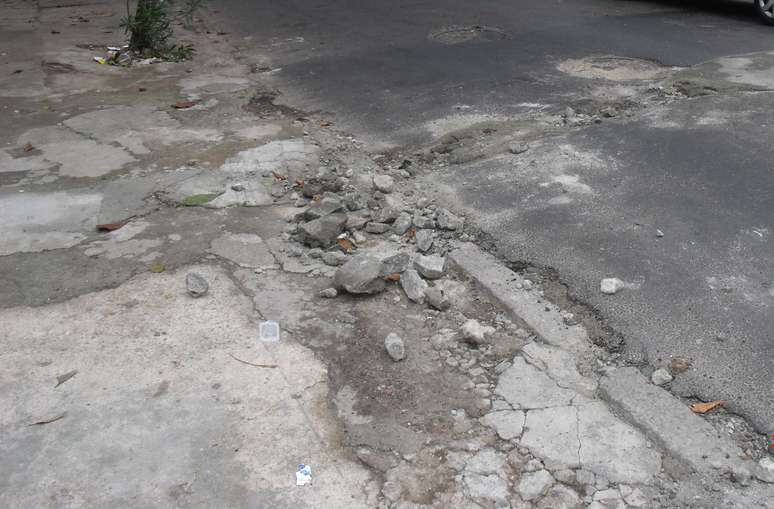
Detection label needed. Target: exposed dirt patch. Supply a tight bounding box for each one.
[428,25,507,45]
[558,55,669,81]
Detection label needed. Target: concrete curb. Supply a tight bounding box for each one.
[448,242,754,483]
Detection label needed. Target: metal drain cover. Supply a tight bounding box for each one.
[429,25,507,45]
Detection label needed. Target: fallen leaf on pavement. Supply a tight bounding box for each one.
[337,238,355,253]
[405,228,416,238]
[385,273,401,281]
[690,400,723,414]
[22,142,34,152]
[172,100,196,109]
[271,171,287,181]
[670,357,691,373]
[29,412,67,426]
[96,220,127,232]
[55,370,78,388]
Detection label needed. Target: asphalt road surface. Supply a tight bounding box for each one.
[214,0,774,432]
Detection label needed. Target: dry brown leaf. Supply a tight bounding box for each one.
[96,220,127,232]
[320,120,332,127]
[30,412,67,426]
[337,238,355,253]
[294,179,304,188]
[22,142,34,152]
[172,100,197,109]
[271,171,287,181]
[385,273,401,282]
[670,356,691,373]
[405,228,416,239]
[690,400,724,414]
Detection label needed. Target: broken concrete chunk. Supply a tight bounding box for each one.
[412,213,435,229]
[600,278,625,295]
[461,319,494,345]
[185,272,209,298]
[415,229,434,252]
[393,212,412,235]
[318,287,338,298]
[463,473,509,503]
[425,285,450,311]
[373,174,395,193]
[380,252,411,276]
[650,368,673,386]
[303,197,343,220]
[518,469,554,501]
[400,269,427,303]
[334,256,386,294]
[384,333,405,361]
[436,208,463,231]
[372,205,400,223]
[322,251,348,266]
[298,213,347,247]
[365,222,391,234]
[536,485,582,509]
[508,142,529,155]
[755,457,774,483]
[344,192,368,211]
[414,254,445,279]
[480,410,525,440]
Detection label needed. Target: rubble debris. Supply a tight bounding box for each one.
[436,208,463,231]
[600,277,625,294]
[303,197,343,220]
[298,213,347,247]
[755,457,774,483]
[414,254,446,279]
[384,333,406,361]
[319,287,338,298]
[258,320,281,343]
[373,174,395,193]
[518,469,554,501]
[334,256,386,294]
[508,142,529,154]
[650,368,672,386]
[393,212,412,235]
[461,319,495,345]
[296,464,312,486]
[425,285,450,311]
[365,222,391,234]
[380,253,411,276]
[412,213,435,229]
[400,269,428,303]
[689,400,723,414]
[415,229,434,252]
[344,192,368,211]
[186,272,209,298]
[55,370,78,388]
[321,251,348,266]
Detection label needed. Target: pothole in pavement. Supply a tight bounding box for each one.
[428,25,507,45]
[558,55,669,81]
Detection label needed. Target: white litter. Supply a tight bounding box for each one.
[296,464,312,486]
[259,320,280,342]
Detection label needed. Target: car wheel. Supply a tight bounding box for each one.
[755,0,774,25]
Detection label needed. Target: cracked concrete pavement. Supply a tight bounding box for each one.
[2,0,774,508]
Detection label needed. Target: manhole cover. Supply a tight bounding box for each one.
[558,56,666,81]
[429,25,507,45]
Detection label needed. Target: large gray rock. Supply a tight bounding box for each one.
[415,229,434,252]
[400,269,427,303]
[436,208,463,230]
[414,254,445,279]
[298,213,347,247]
[384,333,405,361]
[334,256,386,294]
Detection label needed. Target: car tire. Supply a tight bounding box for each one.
[755,0,774,25]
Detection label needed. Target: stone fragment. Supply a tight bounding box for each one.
[322,251,348,266]
[463,473,509,503]
[414,254,445,279]
[755,457,774,483]
[651,368,673,386]
[384,333,405,361]
[319,287,338,298]
[334,256,386,294]
[461,319,495,345]
[365,222,391,234]
[372,205,400,223]
[344,192,368,211]
[298,213,347,247]
[537,485,583,509]
[465,448,506,475]
[592,488,625,509]
[508,142,529,154]
[518,470,554,501]
[425,286,450,311]
[415,229,434,252]
[412,213,435,229]
[379,252,410,276]
[393,212,412,234]
[400,269,427,303]
[600,278,625,295]
[303,197,343,220]
[185,272,208,298]
[373,174,394,193]
[480,410,525,440]
[436,208,463,230]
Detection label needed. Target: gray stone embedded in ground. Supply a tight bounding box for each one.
[303,197,343,219]
[461,319,495,345]
[373,174,395,193]
[400,269,427,304]
[425,286,450,311]
[334,256,386,294]
[600,367,751,478]
[319,287,338,298]
[755,457,774,483]
[508,142,529,154]
[651,368,673,386]
[480,410,525,440]
[380,252,411,276]
[537,484,583,509]
[393,212,412,235]
[600,277,625,295]
[186,272,209,297]
[298,212,347,247]
[436,208,463,230]
[518,469,554,501]
[412,213,435,229]
[322,251,348,266]
[415,229,434,252]
[365,222,391,234]
[414,254,445,279]
[384,333,406,361]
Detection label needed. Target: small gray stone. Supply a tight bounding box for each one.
[755,457,774,483]
[303,197,343,220]
[537,485,583,509]
[518,469,554,501]
[461,319,495,344]
[508,142,529,155]
[334,256,386,294]
[344,192,368,211]
[186,272,209,298]
[400,269,427,303]
[414,254,445,279]
[345,214,368,231]
[372,205,400,223]
[384,333,406,361]
[393,212,413,235]
[365,222,391,234]
[373,174,395,193]
[380,252,411,276]
[322,251,348,266]
[319,287,338,298]
[231,183,245,191]
[425,286,450,311]
[651,368,673,386]
[436,208,463,230]
[298,213,347,247]
[600,277,625,295]
[415,229,434,252]
[413,213,435,229]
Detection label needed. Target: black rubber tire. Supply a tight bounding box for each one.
[755,0,774,25]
